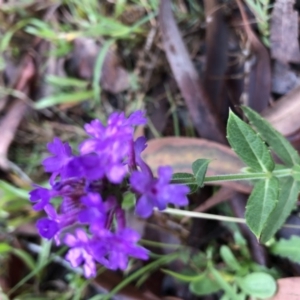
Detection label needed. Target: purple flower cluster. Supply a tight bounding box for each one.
[29,111,189,278]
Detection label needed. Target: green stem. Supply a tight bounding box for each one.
[172,168,293,185]
[204,172,267,183]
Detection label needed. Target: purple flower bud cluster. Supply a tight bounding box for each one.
[29,110,189,278]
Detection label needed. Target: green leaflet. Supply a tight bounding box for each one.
[260,177,300,243]
[271,236,300,263]
[227,111,274,172]
[236,272,276,299]
[192,159,210,187]
[245,177,279,238]
[242,106,300,167]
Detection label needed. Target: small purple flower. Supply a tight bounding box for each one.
[29,186,53,211]
[65,229,97,278]
[65,154,104,181]
[126,110,147,126]
[130,166,189,218]
[79,111,146,183]
[78,193,107,232]
[42,138,73,181]
[92,228,148,270]
[36,218,59,239]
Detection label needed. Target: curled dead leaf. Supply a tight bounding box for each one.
[263,85,300,136]
[270,277,300,299]
[142,137,251,193]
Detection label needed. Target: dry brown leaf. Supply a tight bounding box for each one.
[236,0,271,112]
[263,85,300,136]
[142,137,251,193]
[270,277,300,299]
[271,0,300,63]
[272,61,300,95]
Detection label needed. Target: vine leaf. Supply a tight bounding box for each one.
[245,176,279,239]
[242,106,300,167]
[260,177,300,243]
[227,111,274,172]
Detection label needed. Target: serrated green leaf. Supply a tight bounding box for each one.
[172,172,197,193]
[245,177,279,238]
[227,111,274,172]
[220,246,242,272]
[34,90,94,109]
[242,106,300,167]
[260,177,300,243]
[236,272,276,299]
[192,159,210,187]
[189,272,221,296]
[271,236,300,263]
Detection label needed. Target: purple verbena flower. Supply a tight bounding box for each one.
[29,110,191,278]
[130,166,189,218]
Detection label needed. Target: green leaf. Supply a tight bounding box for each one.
[227,111,274,172]
[220,246,242,272]
[260,177,300,243]
[34,90,94,109]
[271,236,300,263]
[237,272,276,299]
[245,177,279,238]
[189,272,221,296]
[192,159,210,187]
[242,106,300,167]
[172,172,197,193]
